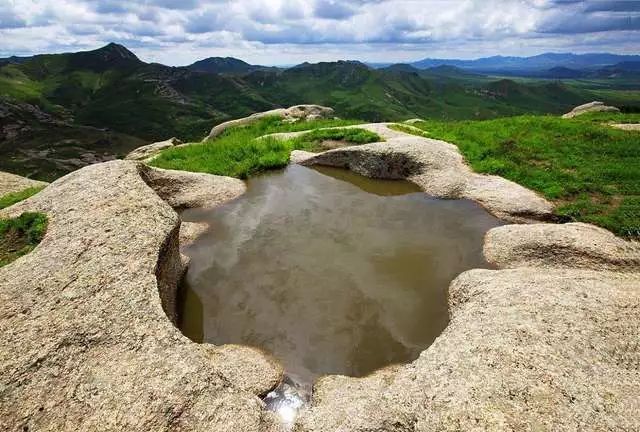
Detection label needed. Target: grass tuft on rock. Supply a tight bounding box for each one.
[388,123,430,137]
[0,212,48,267]
[290,127,381,151]
[404,113,639,238]
[150,118,380,179]
[0,186,45,210]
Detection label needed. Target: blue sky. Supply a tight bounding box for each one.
[0,0,638,65]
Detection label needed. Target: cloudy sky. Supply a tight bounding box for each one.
[0,0,638,65]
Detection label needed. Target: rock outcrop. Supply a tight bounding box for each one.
[293,123,554,223]
[286,123,639,431]
[0,170,47,197]
[125,137,183,162]
[139,165,245,210]
[2,110,638,432]
[205,105,334,141]
[610,123,640,131]
[562,101,620,118]
[484,222,640,271]
[0,161,283,432]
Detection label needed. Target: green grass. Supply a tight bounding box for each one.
[400,113,639,238]
[290,127,381,151]
[150,118,379,179]
[0,186,45,210]
[572,111,640,124]
[388,123,430,137]
[0,212,48,267]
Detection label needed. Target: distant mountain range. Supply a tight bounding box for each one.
[182,52,640,80]
[1,43,638,180]
[408,52,640,74]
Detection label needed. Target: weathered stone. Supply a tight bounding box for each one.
[485,222,640,271]
[562,101,620,119]
[286,122,640,431]
[138,165,245,210]
[205,105,334,141]
[180,221,209,247]
[125,137,183,162]
[0,160,282,432]
[203,345,284,397]
[297,123,554,223]
[296,267,640,431]
[0,170,47,197]
[610,123,640,131]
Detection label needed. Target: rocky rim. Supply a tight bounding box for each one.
[0,110,638,431]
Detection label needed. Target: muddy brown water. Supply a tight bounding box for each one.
[179,164,503,391]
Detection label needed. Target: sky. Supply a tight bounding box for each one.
[0,0,639,66]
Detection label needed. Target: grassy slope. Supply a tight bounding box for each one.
[248,65,597,122]
[405,113,639,237]
[150,117,378,178]
[0,212,48,267]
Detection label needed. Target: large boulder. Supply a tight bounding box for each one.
[0,170,47,197]
[562,101,620,119]
[204,105,334,141]
[0,160,283,431]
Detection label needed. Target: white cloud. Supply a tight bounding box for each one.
[0,0,637,65]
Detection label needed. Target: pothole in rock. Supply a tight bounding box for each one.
[178,164,503,427]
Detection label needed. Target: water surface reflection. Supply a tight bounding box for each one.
[180,165,502,389]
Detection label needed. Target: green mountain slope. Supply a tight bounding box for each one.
[1,43,639,180]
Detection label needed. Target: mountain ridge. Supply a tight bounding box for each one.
[1,43,639,180]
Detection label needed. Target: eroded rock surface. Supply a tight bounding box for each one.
[298,268,640,431]
[610,123,640,131]
[485,222,640,271]
[0,170,47,197]
[295,223,640,431]
[125,137,183,162]
[562,101,620,118]
[205,105,334,141]
[279,123,640,430]
[139,165,245,210]
[2,111,638,432]
[296,123,553,223]
[0,161,282,432]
